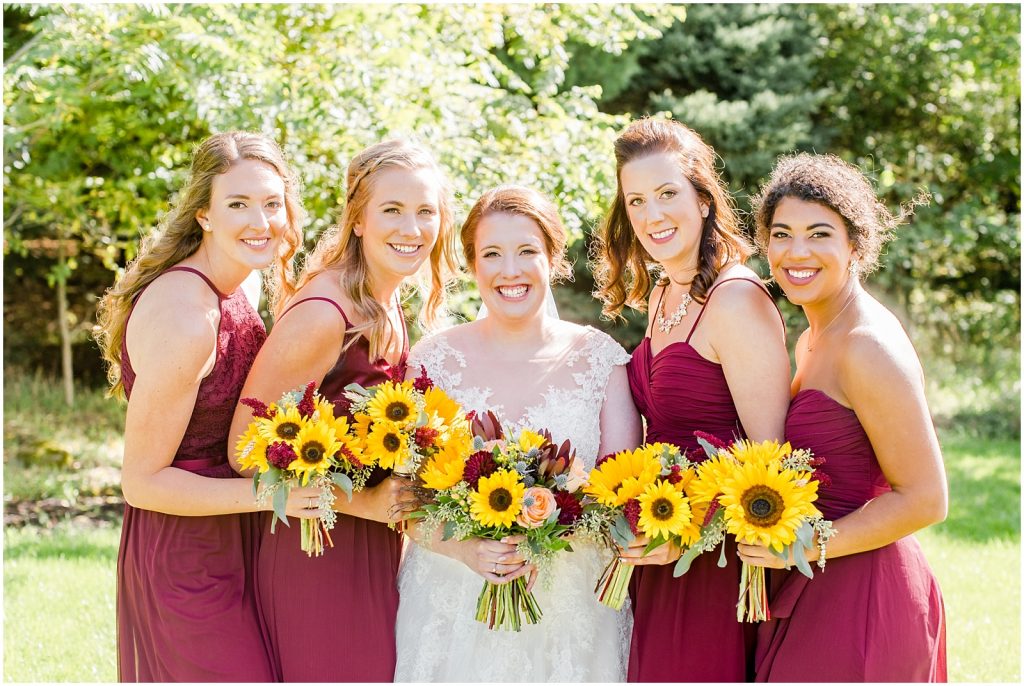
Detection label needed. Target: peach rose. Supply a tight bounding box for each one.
[516,487,557,528]
[564,458,588,493]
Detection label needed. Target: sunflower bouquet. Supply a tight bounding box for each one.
[583,443,703,610]
[411,411,589,632]
[236,381,372,556]
[682,435,836,622]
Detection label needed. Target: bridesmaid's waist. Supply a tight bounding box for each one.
[171,456,236,478]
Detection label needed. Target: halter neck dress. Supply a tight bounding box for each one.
[117,266,273,681]
[254,296,407,682]
[626,277,785,682]
[754,389,947,681]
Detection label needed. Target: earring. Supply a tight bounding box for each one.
[848,259,860,277]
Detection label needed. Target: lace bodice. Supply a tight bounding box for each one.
[395,324,634,682]
[408,325,630,466]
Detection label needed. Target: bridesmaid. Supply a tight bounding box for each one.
[741,153,947,681]
[95,131,323,681]
[229,139,458,682]
[594,117,791,682]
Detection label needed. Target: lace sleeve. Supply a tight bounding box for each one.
[570,328,631,401]
[407,332,465,390]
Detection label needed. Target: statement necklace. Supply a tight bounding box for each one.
[806,291,859,352]
[656,289,694,334]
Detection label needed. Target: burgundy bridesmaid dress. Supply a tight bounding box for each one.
[626,278,784,682]
[255,296,405,682]
[754,389,947,682]
[117,266,273,682]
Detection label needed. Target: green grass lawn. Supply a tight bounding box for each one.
[4,435,1020,682]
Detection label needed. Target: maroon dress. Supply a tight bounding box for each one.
[117,266,273,682]
[626,278,784,682]
[255,296,405,682]
[754,389,947,682]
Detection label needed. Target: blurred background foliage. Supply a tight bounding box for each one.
[3,3,1020,437]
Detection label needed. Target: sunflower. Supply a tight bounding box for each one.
[637,480,693,540]
[584,448,662,507]
[259,406,305,445]
[235,424,269,473]
[470,469,525,528]
[423,386,463,424]
[313,396,336,423]
[289,421,342,485]
[718,460,821,551]
[516,429,547,454]
[365,421,412,471]
[687,454,735,505]
[420,443,467,491]
[351,413,373,448]
[366,382,418,426]
[728,439,793,467]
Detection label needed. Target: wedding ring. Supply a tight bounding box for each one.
[308,497,315,508]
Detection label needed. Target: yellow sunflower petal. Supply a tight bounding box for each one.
[469,469,525,528]
[366,382,418,426]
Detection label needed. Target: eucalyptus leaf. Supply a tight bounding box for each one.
[792,542,813,578]
[795,521,814,548]
[442,521,456,541]
[272,486,290,529]
[717,537,729,568]
[331,472,353,501]
[610,515,634,550]
[696,436,722,459]
[674,544,703,577]
[643,535,667,556]
[344,382,368,395]
[251,470,260,499]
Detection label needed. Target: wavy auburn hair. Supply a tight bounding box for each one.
[95,131,305,398]
[593,117,753,319]
[296,139,458,361]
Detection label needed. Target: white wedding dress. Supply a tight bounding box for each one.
[394,325,633,682]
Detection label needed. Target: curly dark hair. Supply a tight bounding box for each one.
[751,153,926,277]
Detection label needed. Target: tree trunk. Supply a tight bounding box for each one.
[57,242,74,407]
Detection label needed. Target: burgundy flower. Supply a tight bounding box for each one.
[296,381,317,418]
[240,397,272,419]
[465,410,477,425]
[688,447,708,464]
[463,451,498,490]
[666,464,684,485]
[693,430,729,451]
[387,360,408,383]
[267,441,298,469]
[470,410,504,442]
[811,469,832,489]
[595,453,616,468]
[414,426,439,450]
[337,444,363,469]
[554,490,583,526]
[701,499,721,527]
[413,365,434,393]
[623,498,642,536]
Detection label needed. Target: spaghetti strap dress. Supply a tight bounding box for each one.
[255,296,406,682]
[754,389,947,682]
[626,277,785,682]
[117,266,273,682]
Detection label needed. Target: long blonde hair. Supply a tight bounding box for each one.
[593,117,753,319]
[295,139,458,360]
[95,131,305,398]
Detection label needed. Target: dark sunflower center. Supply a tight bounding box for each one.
[277,422,300,440]
[386,401,410,422]
[301,441,325,464]
[652,497,675,521]
[740,485,784,527]
[383,433,402,451]
[489,487,512,512]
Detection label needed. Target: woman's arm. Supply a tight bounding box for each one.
[739,330,947,567]
[597,364,643,457]
[709,281,791,443]
[120,277,319,518]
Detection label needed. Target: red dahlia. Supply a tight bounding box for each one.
[463,451,498,489]
[553,490,583,526]
[623,498,642,536]
[267,441,298,469]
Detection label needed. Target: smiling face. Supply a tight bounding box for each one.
[473,211,552,324]
[356,166,442,284]
[767,196,858,306]
[196,159,287,280]
[620,152,708,277]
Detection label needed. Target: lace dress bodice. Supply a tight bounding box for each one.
[394,324,634,682]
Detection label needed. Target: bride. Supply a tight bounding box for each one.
[394,185,641,681]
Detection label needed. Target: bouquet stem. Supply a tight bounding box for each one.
[595,555,634,611]
[737,562,769,622]
[300,518,333,557]
[475,576,542,631]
